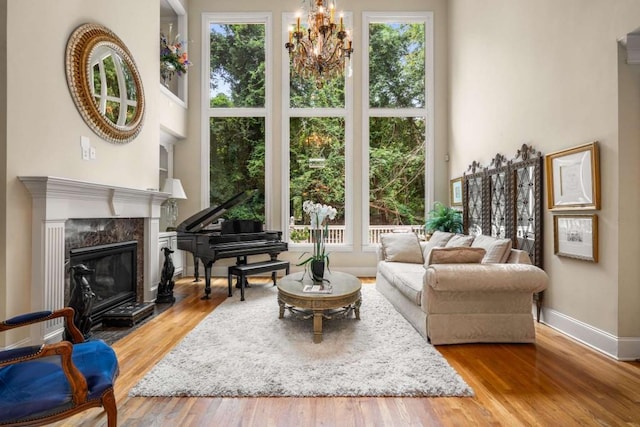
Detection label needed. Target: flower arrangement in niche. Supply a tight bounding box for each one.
[160,32,191,86]
[297,201,337,282]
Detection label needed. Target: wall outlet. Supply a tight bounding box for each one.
[90,147,96,159]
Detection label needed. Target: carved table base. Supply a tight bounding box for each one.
[277,271,362,343]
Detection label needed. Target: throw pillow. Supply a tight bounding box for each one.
[427,231,455,246]
[445,234,475,247]
[471,234,513,263]
[422,231,454,263]
[380,233,423,263]
[426,247,486,265]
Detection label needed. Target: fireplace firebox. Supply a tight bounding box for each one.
[69,241,137,324]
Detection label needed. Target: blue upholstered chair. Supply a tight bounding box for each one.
[0,308,119,426]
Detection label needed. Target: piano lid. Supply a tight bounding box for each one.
[176,189,257,233]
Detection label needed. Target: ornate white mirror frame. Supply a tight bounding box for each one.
[65,23,145,144]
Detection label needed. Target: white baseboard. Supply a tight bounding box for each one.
[617,337,640,361]
[540,306,640,361]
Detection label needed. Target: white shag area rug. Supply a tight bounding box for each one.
[129,284,473,397]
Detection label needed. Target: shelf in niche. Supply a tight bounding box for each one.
[160,84,187,108]
[159,87,187,138]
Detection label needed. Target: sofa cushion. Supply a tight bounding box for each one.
[379,233,423,263]
[471,234,512,263]
[445,234,474,247]
[377,261,425,305]
[506,248,532,265]
[422,231,454,262]
[428,231,455,246]
[426,247,486,265]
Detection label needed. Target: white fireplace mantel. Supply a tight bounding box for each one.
[20,176,170,342]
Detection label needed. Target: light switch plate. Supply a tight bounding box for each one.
[81,136,90,160]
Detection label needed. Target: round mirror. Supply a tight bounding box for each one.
[66,23,145,144]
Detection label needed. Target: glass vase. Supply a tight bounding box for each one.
[160,61,176,87]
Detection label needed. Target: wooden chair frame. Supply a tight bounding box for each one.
[0,308,117,427]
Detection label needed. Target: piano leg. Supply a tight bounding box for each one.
[193,254,200,282]
[201,262,213,300]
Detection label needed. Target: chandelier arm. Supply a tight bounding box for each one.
[325,41,343,64]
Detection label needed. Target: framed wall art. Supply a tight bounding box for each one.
[545,142,600,210]
[553,214,598,262]
[450,177,463,207]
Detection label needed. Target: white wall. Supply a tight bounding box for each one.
[2,0,160,345]
[176,0,449,276]
[448,0,640,357]
[617,44,640,339]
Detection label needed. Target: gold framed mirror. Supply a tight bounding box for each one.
[65,23,145,144]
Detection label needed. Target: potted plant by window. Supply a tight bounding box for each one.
[425,202,463,236]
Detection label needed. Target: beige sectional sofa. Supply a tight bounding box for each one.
[376,231,549,345]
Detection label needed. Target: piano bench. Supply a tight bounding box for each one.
[228,260,290,301]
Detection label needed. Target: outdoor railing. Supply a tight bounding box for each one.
[289,225,425,245]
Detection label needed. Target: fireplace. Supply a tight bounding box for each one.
[69,241,137,324]
[20,176,168,343]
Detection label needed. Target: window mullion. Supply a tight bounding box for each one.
[287,108,347,118]
[206,108,267,118]
[368,108,428,118]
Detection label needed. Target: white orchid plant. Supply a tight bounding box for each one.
[297,201,337,269]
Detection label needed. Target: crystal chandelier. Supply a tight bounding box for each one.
[285,0,354,86]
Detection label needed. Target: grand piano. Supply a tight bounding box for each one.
[176,190,288,299]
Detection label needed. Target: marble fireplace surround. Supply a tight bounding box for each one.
[20,176,169,342]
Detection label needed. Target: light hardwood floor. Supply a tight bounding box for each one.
[54,277,640,427]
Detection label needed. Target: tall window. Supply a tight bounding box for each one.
[363,12,433,246]
[203,13,271,222]
[283,13,353,247]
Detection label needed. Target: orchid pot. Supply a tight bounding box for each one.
[296,201,337,282]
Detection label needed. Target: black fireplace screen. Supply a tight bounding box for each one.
[69,240,137,322]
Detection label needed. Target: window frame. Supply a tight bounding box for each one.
[361,11,434,250]
[281,11,355,252]
[200,12,274,226]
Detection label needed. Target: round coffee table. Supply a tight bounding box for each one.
[277,271,362,343]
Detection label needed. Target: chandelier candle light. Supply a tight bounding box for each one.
[285,0,354,86]
[298,201,337,283]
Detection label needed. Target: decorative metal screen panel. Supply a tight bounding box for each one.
[490,172,507,238]
[462,176,482,236]
[513,156,543,267]
[462,145,543,268]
